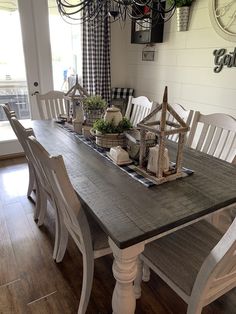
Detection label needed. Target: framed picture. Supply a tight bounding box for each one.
[142,51,155,61]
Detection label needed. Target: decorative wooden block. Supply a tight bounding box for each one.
[82,126,92,139]
[73,120,83,134]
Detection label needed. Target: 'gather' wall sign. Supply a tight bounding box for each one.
[213,48,236,73]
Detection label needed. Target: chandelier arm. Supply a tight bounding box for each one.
[62,7,84,16]
[56,0,91,9]
[117,3,127,22]
[132,0,152,7]
[58,12,83,24]
[128,10,150,20]
[57,0,86,17]
[56,0,81,9]
[57,0,97,19]
[145,0,176,14]
[56,0,177,26]
[131,0,176,15]
[56,0,92,15]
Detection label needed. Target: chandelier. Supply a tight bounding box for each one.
[56,0,177,27]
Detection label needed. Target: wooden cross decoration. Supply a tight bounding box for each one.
[137,86,190,185]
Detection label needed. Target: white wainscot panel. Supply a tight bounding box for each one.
[190,7,211,30]
[156,66,187,83]
[181,84,236,113]
[155,49,178,66]
[177,100,236,117]
[162,31,187,49]
[177,48,219,68]
[127,49,141,65]
[184,67,236,89]
[164,14,176,34]
[127,64,140,87]
[186,29,234,49]
[135,82,183,105]
[195,0,208,9]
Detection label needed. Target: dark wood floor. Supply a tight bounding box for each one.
[0,157,236,314]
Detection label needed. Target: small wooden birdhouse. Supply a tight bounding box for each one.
[137,86,189,185]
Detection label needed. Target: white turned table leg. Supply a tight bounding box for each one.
[109,238,145,314]
[142,263,151,282]
[134,256,143,299]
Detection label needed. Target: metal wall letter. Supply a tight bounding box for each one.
[213,48,236,72]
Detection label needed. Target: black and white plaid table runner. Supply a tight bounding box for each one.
[59,124,193,188]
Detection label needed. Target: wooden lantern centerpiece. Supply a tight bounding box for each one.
[65,83,89,133]
[65,82,89,119]
[137,86,189,185]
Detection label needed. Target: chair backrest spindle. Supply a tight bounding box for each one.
[125,96,154,127]
[36,91,69,120]
[187,112,236,163]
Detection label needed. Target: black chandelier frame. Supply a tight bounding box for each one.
[56,0,177,27]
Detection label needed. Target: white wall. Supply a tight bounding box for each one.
[111,0,236,117]
[111,22,130,87]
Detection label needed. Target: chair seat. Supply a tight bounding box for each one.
[86,211,109,251]
[142,220,222,297]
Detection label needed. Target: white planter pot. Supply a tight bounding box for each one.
[176,7,190,32]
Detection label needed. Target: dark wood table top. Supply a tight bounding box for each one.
[32,120,236,249]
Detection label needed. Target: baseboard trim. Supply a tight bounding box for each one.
[0,152,25,160]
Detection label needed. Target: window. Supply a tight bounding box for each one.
[48,4,82,92]
[0,3,30,121]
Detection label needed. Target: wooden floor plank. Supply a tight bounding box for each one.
[27,291,75,314]
[2,201,62,305]
[0,279,29,314]
[0,205,19,286]
[1,157,236,314]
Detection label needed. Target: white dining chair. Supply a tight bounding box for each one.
[36,90,69,120]
[125,96,154,127]
[1,104,35,200]
[26,135,111,314]
[186,112,236,163]
[166,104,194,142]
[10,117,67,265]
[186,112,236,228]
[233,155,236,165]
[135,214,236,314]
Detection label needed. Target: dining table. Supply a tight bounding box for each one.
[30,120,236,314]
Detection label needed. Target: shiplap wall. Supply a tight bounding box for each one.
[111,0,236,117]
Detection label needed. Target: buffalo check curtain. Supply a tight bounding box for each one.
[82,4,111,104]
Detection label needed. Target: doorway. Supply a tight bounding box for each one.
[0,0,82,156]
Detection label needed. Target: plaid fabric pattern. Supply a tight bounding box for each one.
[58,124,194,188]
[111,87,134,100]
[60,124,155,187]
[82,3,111,104]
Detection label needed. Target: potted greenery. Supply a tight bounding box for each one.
[168,0,194,31]
[83,95,107,125]
[92,117,132,148]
